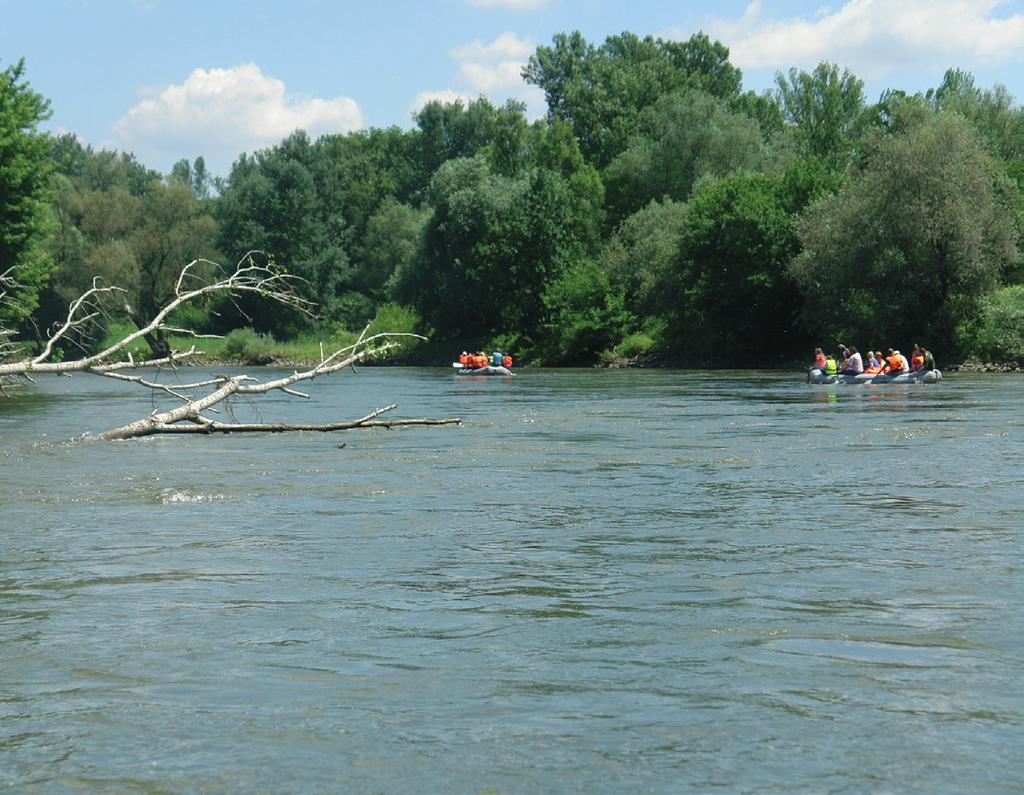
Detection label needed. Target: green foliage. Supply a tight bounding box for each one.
[604,89,768,225]
[95,321,151,360]
[0,59,54,331]
[37,143,219,356]
[956,285,1024,363]
[51,133,160,195]
[215,131,351,334]
[216,126,426,335]
[360,198,430,300]
[413,97,525,180]
[223,327,274,363]
[774,62,866,165]
[731,90,786,139]
[529,119,605,253]
[927,68,1024,161]
[539,259,629,364]
[317,125,421,232]
[131,182,218,312]
[367,303,424,359]
[169,156,211,199]
[11,31,1024,369]
[666,171,807,361]
[793,113,1019,351]
[332,290,376,330]
[524,31,742,168]
[612,329,659,360]
[601,198,689,319]
[396,156,592,344]
[863,90,933,139]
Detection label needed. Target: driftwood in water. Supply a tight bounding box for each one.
[0,255,313,384]
[2,257,459,440]
[105,403,460,438]
[97,334,454,440]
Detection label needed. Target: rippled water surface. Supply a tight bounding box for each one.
[2,368,1022,793]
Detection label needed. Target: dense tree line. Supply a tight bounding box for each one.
[2,35,1023,367]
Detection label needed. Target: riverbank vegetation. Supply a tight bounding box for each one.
[3,36,1023,368]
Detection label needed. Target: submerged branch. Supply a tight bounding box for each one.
[112,416,463,436]
[101,402,460,439]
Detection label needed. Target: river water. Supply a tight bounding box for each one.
[1,368,1022,793]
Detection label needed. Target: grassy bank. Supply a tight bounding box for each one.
[96,323,425,367]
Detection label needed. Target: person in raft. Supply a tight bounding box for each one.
[910,344,936,372]
[837,343,864,374]
[812,347,838,374]
[918,344,935,371]
[458,351,512,369]
[882,349,908,374]
[863,351,884,374]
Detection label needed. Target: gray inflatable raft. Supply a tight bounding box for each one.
[808,368,942,384]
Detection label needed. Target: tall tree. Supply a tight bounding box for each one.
[169,156,212,199]
[395,156,587,343]
[359,198,430,302]
[216,132,352,334]
[774,62,866,165]
[927,68,1024,161]
[792,113,1019,351]
[665,171,809,361]
[412,97,525,183]
[524,31,743,167]
[0,59,53,331]
[126,182,218,356]
[600,198,689,321]
[603,89,768,226]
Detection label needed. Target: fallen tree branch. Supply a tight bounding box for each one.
[99,336,440,444]
[112,416,463,436]
[4,259,455,444]
[0,253,311,378]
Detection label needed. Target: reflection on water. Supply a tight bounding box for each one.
[1,369,1022,792]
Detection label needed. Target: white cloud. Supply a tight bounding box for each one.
[457,60,528,93]
[452,31,535,61]
[703,0,1024,77]
[113,63,363,173]
[409,89,476,114]
[465,0,550,8]
[411,30,546,118]
[451,32,535,95]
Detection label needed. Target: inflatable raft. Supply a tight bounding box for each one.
[453,363,513,377]
[808,368,942,384]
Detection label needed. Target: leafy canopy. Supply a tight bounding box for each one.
[0,59,54,330]
[792,112,1020,350]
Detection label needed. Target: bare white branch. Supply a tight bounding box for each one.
[0,253,313,378]
[3,258,453,442]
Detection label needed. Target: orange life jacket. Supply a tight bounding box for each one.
[885,355,903,372]
[863,364,882,374]
[911,354,924,370]
[502,355,512,368]
[474,354,487,368]
[458,353,468,365]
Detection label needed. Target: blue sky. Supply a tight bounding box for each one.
[4,0,1024,175]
